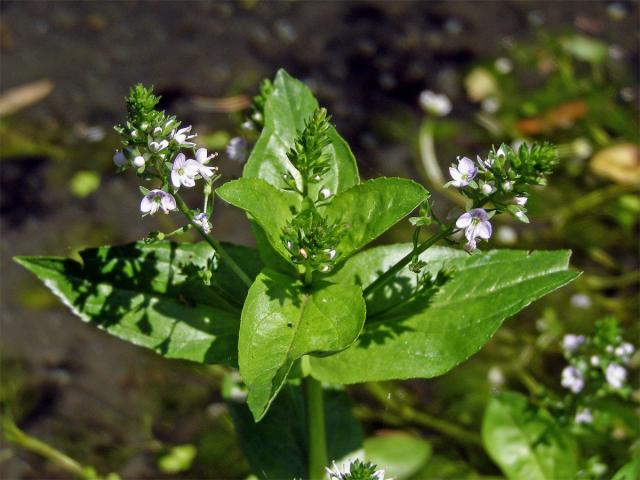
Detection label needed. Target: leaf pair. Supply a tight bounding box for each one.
[217,70,429,420]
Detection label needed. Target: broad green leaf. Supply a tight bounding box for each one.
[216,178,301,265]
[320,178,428,260]
[244,69,359,195]
[239,268,366,420]
[310,245,578,384]
[364,433,432,480]
[482,392,578,480]
[612,459,640,480]
[225,378,363,480]
[15,242,263,365]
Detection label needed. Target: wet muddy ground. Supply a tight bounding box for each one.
[1,1,638,478]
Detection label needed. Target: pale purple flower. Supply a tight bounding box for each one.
[456,208,492,251]
[171,153,200,188]
[449,156,477,187]
[113,150,127,167]
[226,137,248,163]
[171,125,196,147]
[140,190,176,215]
[193,212,212,234]
[148,138,169,153]
[561,366,584,393]
[419,90,452,116]
[606,363,627,389]
[563,334,585,354]
[575,408,593,425]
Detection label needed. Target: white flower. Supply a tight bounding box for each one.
[419,90,452,116]
[325,249,336,259]
[502,180,513,191]
[481,97,500,113]
[575,408,593,425]
[488,366,505,387]
[570,293,592,309]
[140,190,176,215]
[561,366,584,393]
[171,153,200,188]
[496,146,507,159]
[590,355,600,366]
[193,212,212,234]
[132,155,145,168]
[615,342,635,363]
[194,148,218,180]
[563,334,585,353]
[606,363,627,389]
[449,156,477,187]
[148,138,169,152]
[171,125,196,146]
[456,208,492,251]
[113,150,127,167]
[494,57,513,74]
[514,196,528,206]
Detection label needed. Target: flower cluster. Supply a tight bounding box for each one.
[282,208,342,273]
[559,318,635,425]
[277,107,345,275]
[446,143,558,251]
[326,459,388,480]
[113,84,219,241]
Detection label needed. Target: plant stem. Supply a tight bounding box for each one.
[2,416,87,478]
[303,376,327,480]
[363,226,454,297]
[364,383,482,446]
[174,193,252,288]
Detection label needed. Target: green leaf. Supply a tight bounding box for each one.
[320,178,428,261]
[243,69,359,195]
[239,268,366,420]
[310,245,578,384]
[15,241,263,365]
[225,379,363,480]
[482,392,578,480]
[612,459,640,480]
[216,178,301,265]
[364,433,432,480]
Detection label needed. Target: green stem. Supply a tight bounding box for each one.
[363,226,454,297]
[303,376,327,480]
[2,417,88,478]
[174,193,252,288]
[365,383,481,446]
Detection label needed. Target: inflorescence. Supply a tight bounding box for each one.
[112,84,219,236]
[445,142,559,251]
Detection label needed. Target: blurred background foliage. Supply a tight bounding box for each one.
[0,1,637,479]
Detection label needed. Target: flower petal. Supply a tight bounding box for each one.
[476,221,492,240]
[456,212,472,228]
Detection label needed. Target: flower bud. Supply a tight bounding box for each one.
[319,187,331,200]
[133,155,146,168]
